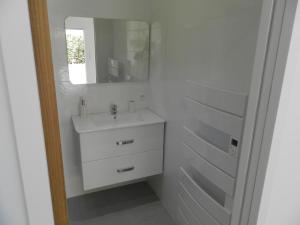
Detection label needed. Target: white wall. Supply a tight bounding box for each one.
[0,0,54,225]
[47,0,151,198]
[0,45,29,225]
[148,0,262,221]
[256,2,300,225]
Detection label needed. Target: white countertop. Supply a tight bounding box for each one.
[72,109,165,134]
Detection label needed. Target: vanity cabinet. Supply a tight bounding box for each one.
[72,110,165,190]
[80,124,164,162]
[82,149,163,190]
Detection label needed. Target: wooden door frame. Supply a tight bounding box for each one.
[28,0,69,225]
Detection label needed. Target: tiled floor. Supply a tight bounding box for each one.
[70,201,175,225]
[68,182,176,225]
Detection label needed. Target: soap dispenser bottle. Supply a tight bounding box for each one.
[79,96,88,118]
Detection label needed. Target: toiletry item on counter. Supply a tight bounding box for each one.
[128,100,136,113]
[80,96,88,118]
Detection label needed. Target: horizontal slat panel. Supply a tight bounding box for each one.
[185,97,244,138]
[178,182,221,225]
[178,197,201,225]
[179,167,231,225]
[183,127,238,177]
[177,208,190,225]
[183,144,235,196]
[186,80,248,117]
[185,119,232,153]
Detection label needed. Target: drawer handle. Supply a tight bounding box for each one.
[116,139,134,146]
[117,166,135,173]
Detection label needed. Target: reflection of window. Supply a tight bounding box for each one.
[65,17,97,84]
[66,29,87,84]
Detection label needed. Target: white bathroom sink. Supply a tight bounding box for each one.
[72,109,165,133]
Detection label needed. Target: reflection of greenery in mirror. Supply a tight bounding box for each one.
[66,29,88,84]
[66,29,85,64]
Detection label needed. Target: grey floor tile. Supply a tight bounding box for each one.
[68,182,176,225]
[68,182,158,222]
[71,202,175,225]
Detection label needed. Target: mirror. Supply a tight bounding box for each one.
[65,17,150,84]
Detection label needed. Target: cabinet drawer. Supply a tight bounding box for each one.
[82,150,163,190]
[80,124,164,162]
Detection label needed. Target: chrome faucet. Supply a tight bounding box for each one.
[110,103,118,119]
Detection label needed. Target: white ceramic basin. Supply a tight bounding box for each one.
[72,109,165,133]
